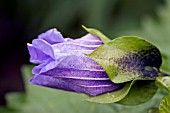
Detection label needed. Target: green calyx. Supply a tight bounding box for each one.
[84,28,162,83]
[82,26,170,105]
[85,80,157,105]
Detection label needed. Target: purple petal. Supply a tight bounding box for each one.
[32,58,53,74]
[27,44,50,64]
[52,42,100,55]
[80,34,101,40]
[43,68,108,80]
[53,78,116,87]
[52,34,102,55]
[32,39,55,59]
[38,28,65,44]
[73,34,103,45]
[38,55,104,75]
[30,75,124,96]
[57,55,103,70]
[29,75,76,92]
[73,39,103,45]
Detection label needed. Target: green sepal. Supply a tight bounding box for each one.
[84,81,135,104]
[86,36,162,83]
[85,80,157,105]
[82,25,111,43]
[117,80,158,105]
[159,95,170,113]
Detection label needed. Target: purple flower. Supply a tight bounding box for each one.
[27,28,124,96]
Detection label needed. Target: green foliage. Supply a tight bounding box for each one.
[147,107,159,113]
[159,95,170,113]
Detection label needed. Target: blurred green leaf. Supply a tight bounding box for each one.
[159,95,170,113]
[147,107,159,113]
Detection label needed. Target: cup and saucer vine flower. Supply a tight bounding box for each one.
[27,25,170,110]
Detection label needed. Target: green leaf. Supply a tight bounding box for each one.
[155,76,170,94]
[118,80,158,105]
[85,81,135,103]
[86,36,162,83]
[159,95,170,113]
[82,25,111,43]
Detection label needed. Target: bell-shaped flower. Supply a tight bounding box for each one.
[27,28,124,96]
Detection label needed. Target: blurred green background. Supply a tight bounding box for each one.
[0,0,170,113]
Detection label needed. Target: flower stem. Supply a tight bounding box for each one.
[159,71,170,76]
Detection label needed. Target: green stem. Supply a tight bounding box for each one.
[159,71,170,76]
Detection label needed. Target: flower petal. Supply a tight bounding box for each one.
[32,58,53,74]
[52,34,102,55]
[53,78,122,87]
[57,55,103,70]
[27,43,50,64]
[52,42,100,55]
[80,34,102,41]
[39,55,105,75]
[28,29,121,96]
[29,75,124,96]
[32,39,55,59]
[38,28,65,44]
[73,34,103,45]
[43,68,108,80]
